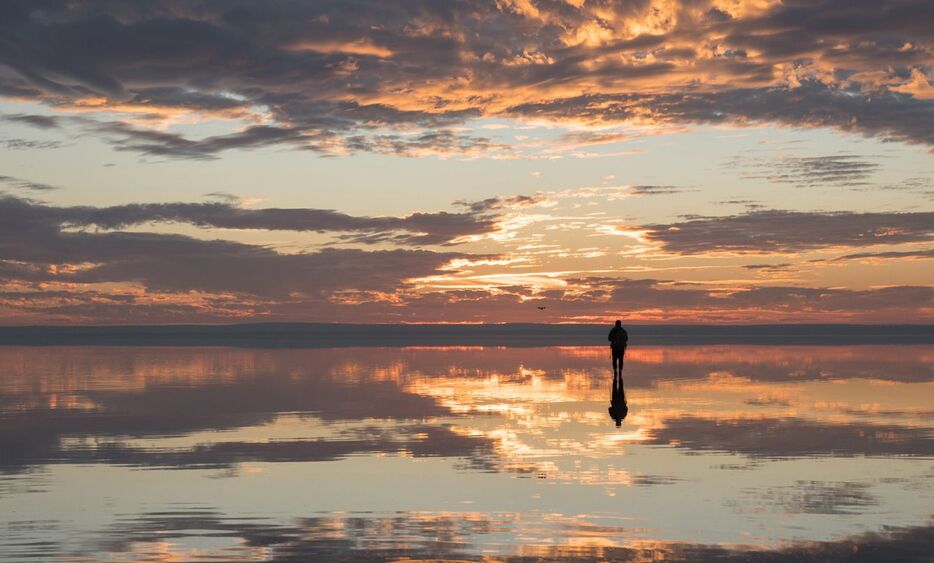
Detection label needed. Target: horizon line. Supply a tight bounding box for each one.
[1,323,931,347]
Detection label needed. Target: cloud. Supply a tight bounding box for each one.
[454,194,548,213]
[407,278,934,322]
[342,129,506,158]
[505,81,934,147]
[298,277,933,324]
[0,1,930,158]
[832,248,934,261]
[742,263,792,271]
[0,175,58,191]
[4,270,930,323]
[639,210,934,254]
[554,130,632,148]
[0,112,62,129]
[629,185,697,196]
[730,154,881,187]
[0,138,64,150]
[0,196,471,300]
[0,195,497,246]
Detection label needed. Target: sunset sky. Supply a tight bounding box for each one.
[0,0,931,324]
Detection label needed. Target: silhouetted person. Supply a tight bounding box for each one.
[608,370,628,427]
[608,320,628,378]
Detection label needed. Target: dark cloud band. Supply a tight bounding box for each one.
[639,210,934,254]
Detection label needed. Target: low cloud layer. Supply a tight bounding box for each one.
[0,174,58,192]
[1,193,931,322]
[832,248,934,261]
[0,196,469,301]
[3,196,497,246]
[731,154,881,187]
[639,210,934,254]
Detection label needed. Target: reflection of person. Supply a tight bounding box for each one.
[608,320,628,378]
[608,370,628,427]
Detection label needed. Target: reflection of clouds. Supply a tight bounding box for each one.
[0,348,459,473]
[646,416,934,458]
[1,344,932,477]
[734,481,878,515]
[50,423,494,471]
[53,508,934,562]
[2,345,933,559]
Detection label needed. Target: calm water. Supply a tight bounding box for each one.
[1,345,931,561]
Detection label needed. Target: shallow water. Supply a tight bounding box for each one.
[0,345,931,561]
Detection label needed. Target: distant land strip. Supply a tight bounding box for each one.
[0,324,931,347]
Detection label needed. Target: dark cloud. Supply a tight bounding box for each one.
[716,199,764,209]
[454,194,546,213]
[0,138,64,150]
[0,196,470,299]
[723,0,932,46]
[94,120,319,160]
[379,277,934,323]
[731,154,881,187]
[0,1,930,157]
[73,117,499,160]
[832,248,934,261]
[506,81,934,147]
[342,129,504,158]
[597,278,933,317]
[742,263,792,271]
[629,185,697,196]
[1,113,62,128]
[0,175,58,191]
[0,194,497,246]
[639,210,934,254]
[4,272,930,323]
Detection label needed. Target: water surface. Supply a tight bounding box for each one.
[1,345,931,560]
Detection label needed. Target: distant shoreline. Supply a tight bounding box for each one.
[0,323,930,347]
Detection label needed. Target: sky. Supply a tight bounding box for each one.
[0,0,931,324]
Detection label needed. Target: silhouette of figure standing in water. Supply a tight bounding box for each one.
[608,320,628,378]
[608,320,629,426]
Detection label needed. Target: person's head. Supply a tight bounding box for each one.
[609,403,628,426]
[615,320,622,327]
